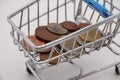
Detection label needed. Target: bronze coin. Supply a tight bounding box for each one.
[21,35,45,52]
[79,28,102,42]
[61,21,79,31]
[47,23,68,35]
[78,23,91,29]
[35,26,61,42]
[39,52,59,65]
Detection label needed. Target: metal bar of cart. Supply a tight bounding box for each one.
[68,62,120,80]
[9,0,73,28]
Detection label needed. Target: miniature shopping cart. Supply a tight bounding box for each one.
[8,0,120,80]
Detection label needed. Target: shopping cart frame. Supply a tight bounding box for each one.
[8,0,120,80]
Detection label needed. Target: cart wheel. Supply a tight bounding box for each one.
[115,65,120,75]
[26,66,33,74]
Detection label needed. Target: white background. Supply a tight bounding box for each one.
[0,0,120,80]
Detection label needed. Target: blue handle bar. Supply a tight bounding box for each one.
[84,0,110,18]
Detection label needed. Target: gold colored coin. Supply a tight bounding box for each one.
[80,29,102,42]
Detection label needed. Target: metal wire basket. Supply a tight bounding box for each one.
[8,0,120,80]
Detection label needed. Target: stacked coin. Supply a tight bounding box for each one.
[79,28,103,48]
[61,21,79,34]
[39,51,59,65]
[21,35,45,52]
[21,35,52,53]
[78,23,91,29]
[61,21,79,31]
[47,23,68,35]
[79,28,102,42]
[35,26,61,42]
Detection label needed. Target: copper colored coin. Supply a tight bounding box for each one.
[78,23,91,29]
[61,21,79,31]
[79,29,102,42]
[47,23,68,35]
[67,31,73,34]
[21,35,45,52]
[39,52,59,65]
[35,26,60,42]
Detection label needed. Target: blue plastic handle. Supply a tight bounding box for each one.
[84,0,110,18]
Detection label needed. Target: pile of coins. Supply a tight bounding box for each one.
[21,21,102,64]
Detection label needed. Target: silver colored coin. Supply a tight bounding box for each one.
[47,23,68,35]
